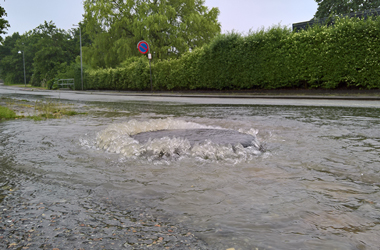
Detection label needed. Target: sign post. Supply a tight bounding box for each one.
[137,41,153,91]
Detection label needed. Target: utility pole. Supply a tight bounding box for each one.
[18,50,26,87]
[73,23,83,90]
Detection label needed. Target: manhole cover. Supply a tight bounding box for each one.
[131,129,258,148]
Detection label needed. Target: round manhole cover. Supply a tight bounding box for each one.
[131,129,258,148]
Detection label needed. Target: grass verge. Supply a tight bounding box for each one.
[0,105,17,120]
[0,98,85,121]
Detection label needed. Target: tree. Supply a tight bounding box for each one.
[0,21,80,86]
[315,0,380,18]
[0,0,10,41]
[0,33,23,83]
[83,0,221,68]
[30,21,78,86]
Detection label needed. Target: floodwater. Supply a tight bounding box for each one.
[1,89,380,249]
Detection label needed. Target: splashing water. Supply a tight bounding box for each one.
[95,118,262,162]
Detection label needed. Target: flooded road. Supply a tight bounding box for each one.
[1,88,380,249]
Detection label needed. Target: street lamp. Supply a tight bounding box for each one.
[18,50,26,87]
[73,23,83,90]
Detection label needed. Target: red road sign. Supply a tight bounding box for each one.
[137,41,149,54]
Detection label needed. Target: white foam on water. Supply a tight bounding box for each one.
[93,118,262,162]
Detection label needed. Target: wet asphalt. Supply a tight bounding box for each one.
[1,84,380,108]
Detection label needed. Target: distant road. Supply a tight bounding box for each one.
[1,85,380,108]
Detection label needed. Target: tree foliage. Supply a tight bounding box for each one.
[0,32,23,83]
[315,0,380,18]
[30,21,78,86]
[0,21,85,87]
[83,0,221,68]
[0,0,10,41]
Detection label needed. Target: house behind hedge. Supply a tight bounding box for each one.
[293,7,380,31]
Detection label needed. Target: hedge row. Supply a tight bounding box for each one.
[84,16,380,91]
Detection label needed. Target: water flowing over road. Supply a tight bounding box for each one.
[1,86,380,249]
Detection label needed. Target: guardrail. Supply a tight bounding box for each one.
[57,79,74,90]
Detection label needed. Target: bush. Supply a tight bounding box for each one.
[51,83,59,90]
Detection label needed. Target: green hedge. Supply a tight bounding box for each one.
[84,16,380,91]
[85,58,151,90]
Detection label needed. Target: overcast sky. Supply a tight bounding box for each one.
[1,0,318,39]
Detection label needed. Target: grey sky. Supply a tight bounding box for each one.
[1,0,318,39]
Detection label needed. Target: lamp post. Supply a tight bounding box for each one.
[18,50,26,87]
[73,23,83,90]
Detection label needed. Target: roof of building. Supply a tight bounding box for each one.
[292,7,380,31]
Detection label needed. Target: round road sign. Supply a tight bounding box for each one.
[137,41,149,54]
